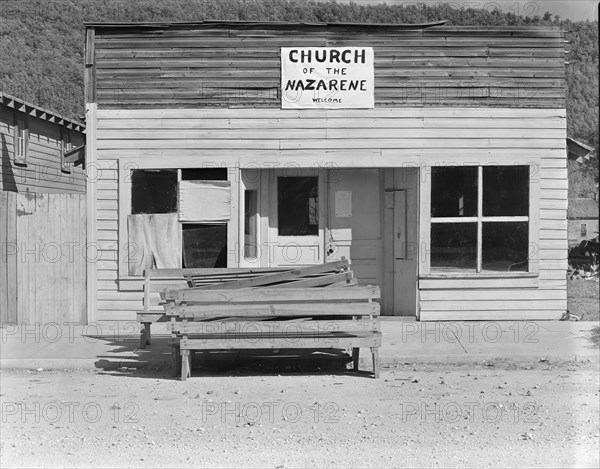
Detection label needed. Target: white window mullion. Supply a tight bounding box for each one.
[476,166,483,273]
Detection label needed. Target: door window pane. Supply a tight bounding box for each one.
[431,166,478,217]
[482,166,529,216]
[482,222,528,272]
[244,190,258,258]
[131,169,177,214]
[278,177,319,236]
[182,224,227,268]
[431,223,477,271]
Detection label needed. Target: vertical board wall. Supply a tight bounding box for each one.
[0,192,87,324]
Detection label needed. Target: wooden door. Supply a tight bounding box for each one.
[326,169,382,286]
[268,169,325,267]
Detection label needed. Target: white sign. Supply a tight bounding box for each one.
[335,191,352,218]
[281,47,374,109]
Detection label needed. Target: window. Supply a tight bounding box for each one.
[182,224,227,268]
[430,165,530,273]
[124,167,231,276]
[14,118,28,165]
[181,168,227,181]
[61,131,72,173]
[244,190,258,258]
[131,169,178,214]
[581,223,587,237]
[277,176,318,236]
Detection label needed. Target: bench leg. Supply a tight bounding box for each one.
[370,347,380,379]
[181,349,191,381]
[140,322,151,349]
[352,347,360,371]
[172,345,181,376]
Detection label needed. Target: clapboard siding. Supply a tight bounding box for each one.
[90,106,567,321]
[0,107,86,194]
[91,24,565,109]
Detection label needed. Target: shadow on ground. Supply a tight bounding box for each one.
[91,336,373,380]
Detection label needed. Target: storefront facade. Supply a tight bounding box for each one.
[85,22,567,322]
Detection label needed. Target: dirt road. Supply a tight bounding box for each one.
[1,360,598,468]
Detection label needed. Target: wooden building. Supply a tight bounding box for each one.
[84,22,568,322]
[568,198,599,246]
[0,93,87,324]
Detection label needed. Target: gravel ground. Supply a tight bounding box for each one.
[1,360,599,468]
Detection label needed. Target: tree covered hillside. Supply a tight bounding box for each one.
[1,0,597,190]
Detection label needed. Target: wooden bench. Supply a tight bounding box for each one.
[165,285,381,380]
[136,260,382,379]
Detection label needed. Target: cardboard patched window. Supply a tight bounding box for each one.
[178,180,231,223]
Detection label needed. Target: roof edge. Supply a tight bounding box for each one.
[0,92,85,131]
[85,20,449,28]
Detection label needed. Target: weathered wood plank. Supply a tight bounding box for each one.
[164,302,380,319]
[181,334,382,350]
[165,286,380,303]
[171,319,380,335]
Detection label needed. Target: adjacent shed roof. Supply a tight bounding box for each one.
[567,137,594,162]
[568,198,599,219]
[0,92,85,132]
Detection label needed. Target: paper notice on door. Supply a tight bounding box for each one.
[335,191,352,217]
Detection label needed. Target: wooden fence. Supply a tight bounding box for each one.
[0,191,86,324]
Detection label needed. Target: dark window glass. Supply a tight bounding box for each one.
[431,166,478,217]
[182,224,227,268]
[431,223,477,271]
[482,222,529,272]
[278,177,319,236]
[244,190,258,258]
[482,166,529,216]
[131,169,177,214]
[181,168,227,181]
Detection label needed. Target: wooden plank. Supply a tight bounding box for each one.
[419,300,566,311]
[420,289,565,301]
[136,312,169,323]
[181,334,381,350]
[266,272,354,288]
[171,319,380,335]
[420,310,564,321]
[149,266,289,278]
[164,302,380,319]
[419,276,539,289]
[189,260,349,290]
[165,285,380,303]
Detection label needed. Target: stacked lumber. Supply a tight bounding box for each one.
[138,259,382,380]
[182,259,356,289]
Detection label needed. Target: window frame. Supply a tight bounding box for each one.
[419,163,539,279]
[60,129,73,173]
[117,159,239,286]
[13,113,29,166]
